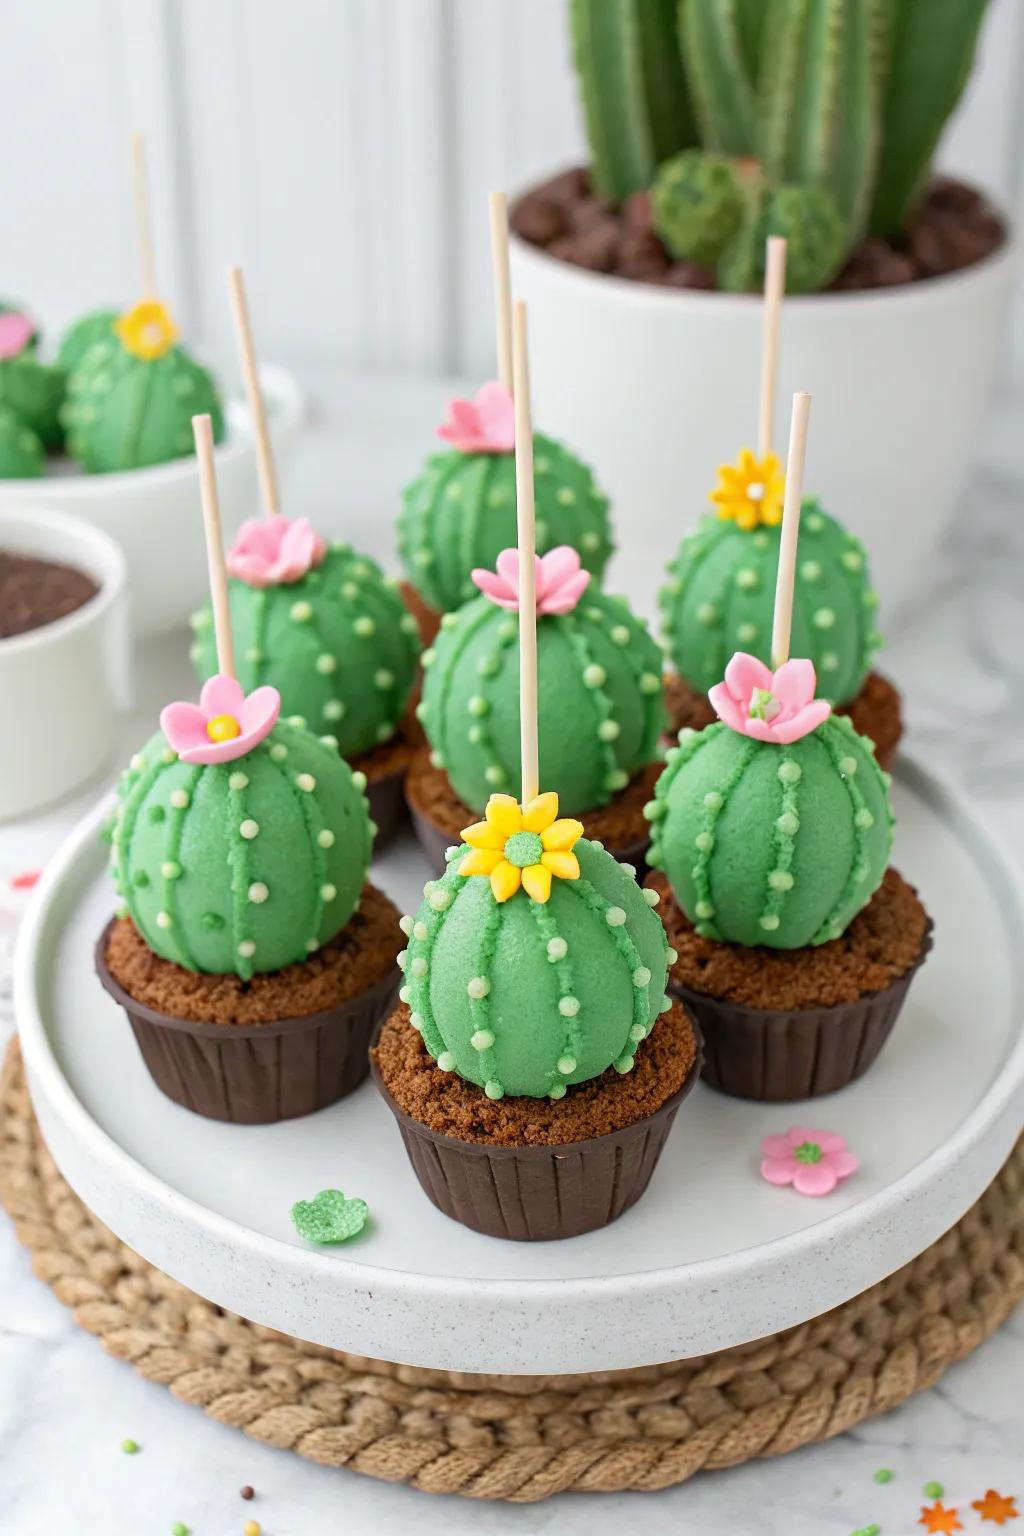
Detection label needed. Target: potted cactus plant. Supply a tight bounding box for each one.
[510,0,1014,615]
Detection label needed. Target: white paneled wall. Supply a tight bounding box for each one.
[2,0,1021,378]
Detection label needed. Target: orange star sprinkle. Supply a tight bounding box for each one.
[919,1503,963,1534]
[973,1490,1019,1525]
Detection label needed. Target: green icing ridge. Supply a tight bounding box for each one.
[419,590,665,814]
[62,334,224,473]
[191,543,421,759]
[659,498,881,705]
[648,714,893,949]
[399,837,672,1099]
[109,720,372,977]
[0,406,43,478]
[398,432,614,612]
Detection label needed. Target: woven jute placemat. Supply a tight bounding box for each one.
[2,1039,1022,1504]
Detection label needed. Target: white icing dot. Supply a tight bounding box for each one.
[598,719,620,742]
[341,581,359,600]
[697,603,717,624]
[640,671,661,694]
[428,888,452,912]
[842,549,863,570]
[409,1012,424,1032]
[306,938,319,952]
[633,965,651,988]
[237,940,256,958]
[270,743,288,761]
[399,914,414,936]
[484,764,506,785]
[290,600,313,622]
[410,956,428,977]
[375,668,395,689]
[558,996,580,1018]
[694,900,715,919]
[296,773,316,792]
[467,976,491,999]
[399,985,412,1004]
[437,1052,456,1071]
[467,724,484,745]
[759,913,781,931]
[813,607,836,629]
[245,646,263,664]
[840,755,858,775]
[694,831,714,852]
[735,567,758,589]
[323,699,345,721]
[629,1024,647,1043]
[557,1055,577,1075]
[643,888,660,907]
[414,548,433,567]
[546,937,568,961]
[248,881,269,904]
[397,949,409,970]
[606,769,628,791]
[228,771,249,790]
[610,625,631,646]
[401,612,419,634]
[130,753,144,772]
[582,530,601,550]
[855,808,875,829]
[320,734,339,750]
[557,486,576,505]
[548,1083,566,1100]
[413,921,429,941]
[316,653,337,674]
[429,750,445,770]
[351,770,368,790]
[606,906,626,926]
[160,861,181,879]
[821,652,840,671]
[354,616,376,638]
[155,910,171,929]
[658,995,672,1013]
[737,623,757,643]
[768,870,794,891]
[777,760,802,785]
[703,791,723,810]
[583,663,606,689]
[468,695,489,717]
[321,883,337,901]
[169,789,189,809]
[470,1029,495,1051]
[665,946,678,964]
[239,818,260,840]
[801,560,822,581]
[484,1080,504,1100]
[288,715,307,729]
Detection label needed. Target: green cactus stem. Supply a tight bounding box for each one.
[652,149,746,264]
[718,181,846,293]
[679,0,759,155]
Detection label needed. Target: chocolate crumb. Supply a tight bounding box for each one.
[0,550,98,639]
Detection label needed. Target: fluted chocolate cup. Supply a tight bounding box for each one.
[96,921,400,1124]
[372,1011,702,1242]
[668,919,933,1102]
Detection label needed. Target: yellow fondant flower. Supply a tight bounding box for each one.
[459,792,583,905]
[710,448,785,530]
[115,299,179,361]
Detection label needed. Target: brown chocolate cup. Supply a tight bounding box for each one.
[668,920,933,1102]
[96,921,400,1124]
[371,1029,702,1241]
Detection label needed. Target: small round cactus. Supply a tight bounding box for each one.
[0,406,43,478]
[649,711,892,950]
[420,565,665,813]
[110,718,372,979]
[399,796,672,1098]
[57,309,118,375]
[719,184,846,294]
[652,150,745,266]
[661,494,879,706]
[400,409,612,613]
[191,540,420,759]
[62,301,224,473]
[0,355,65,451]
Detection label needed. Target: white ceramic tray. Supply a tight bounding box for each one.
[14,761,1024,1375]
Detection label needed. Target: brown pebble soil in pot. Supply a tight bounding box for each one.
[663,670,902,770]
[0,549,98,639]
[97,883,402,1124]
[371,999,701,1241]
[647,867,932,1102]
[512,169,1006,292]
[404,748,663,873]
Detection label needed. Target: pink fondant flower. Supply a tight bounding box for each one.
[160,675,280,765]
[472,545,591,616]
[0,311,33,360]
[709,653,831,744]
[760,1127,858,1197]
[226,515,326,588]
[437,380,515,453]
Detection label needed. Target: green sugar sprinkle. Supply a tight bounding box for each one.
[852,1525,881,1536]
[873,1468,893,1484]
[120,1437,139,1454]
[171,1524,189,1536]
[924,1481,944,1499]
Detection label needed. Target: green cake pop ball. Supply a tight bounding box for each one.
[419,549,665,814]
[63,300,224,473]
[400,795,672,1099]
[0,407,43,478]
[649,656,892,950]
[399,382,613,613]
[191,530,420,759]
[660,452,880,706]
[110,686,372,979]
[0,356,66,450]
[57,309,118,374]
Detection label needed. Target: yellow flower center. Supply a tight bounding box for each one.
[206,713,241,743]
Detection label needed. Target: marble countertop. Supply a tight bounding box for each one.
[1,373,1022,1533]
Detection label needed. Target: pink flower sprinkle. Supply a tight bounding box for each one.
[709,653,831,744]
[0,311,33,360]
[10,869,41,890]
[226,515,326,588]
[160,675,280,766]
[437,380,515,454]
[472,545,591,616]
[760,1126,858,1197]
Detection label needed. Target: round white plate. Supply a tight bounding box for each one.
[14,761,1024,1375]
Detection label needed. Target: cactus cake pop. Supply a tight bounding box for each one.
[373,298,699,1240]
[57,308,119,375]
[97,413,401,1124]
[416,545,663,817]
[661,238,901,765]
[0,309,64,473]
[648,392,930,1101]
[398,192,613,622]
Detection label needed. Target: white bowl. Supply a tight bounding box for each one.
[511,228,1018,621]
[0,505,127,820]
[0,364,304,638]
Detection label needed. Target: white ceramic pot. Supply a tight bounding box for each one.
[0,364,304,639]
[511,230,1018,621]
[0,506,127,820]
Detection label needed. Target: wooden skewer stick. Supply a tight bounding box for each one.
[228,265,281,520]
[757,237,787,460]
[771,390,811,669]
[512,300,539,806]
[192,413,235,679]
[130,131,159,299]
[489,192,514,394]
